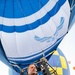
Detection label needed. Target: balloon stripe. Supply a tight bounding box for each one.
[0,0,66,33]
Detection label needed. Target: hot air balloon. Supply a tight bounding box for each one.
[0,0,73,74]
[9,48,70,75]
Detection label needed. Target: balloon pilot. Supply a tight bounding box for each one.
[28,64,38,75]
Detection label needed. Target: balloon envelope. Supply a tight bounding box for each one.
[48,48,70,75]
[0,0,70,72]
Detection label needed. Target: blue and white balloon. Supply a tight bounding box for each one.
[0,0,72,73]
